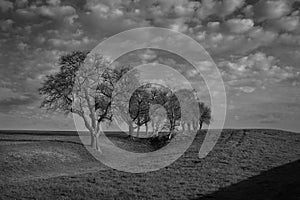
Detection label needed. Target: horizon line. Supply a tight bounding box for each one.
[0,127,298,134]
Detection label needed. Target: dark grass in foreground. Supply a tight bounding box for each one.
[0,129,300,199]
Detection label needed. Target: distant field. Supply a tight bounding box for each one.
[0,129,79,136]
[0,129,299,199]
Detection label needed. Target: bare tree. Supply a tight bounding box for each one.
[175,89,199,132]
[112,73,146,137]
[148,104,167,137]
[198,102,212,130]
[175,89,212,132]
[149,85,181,138]
[128,84,151,137]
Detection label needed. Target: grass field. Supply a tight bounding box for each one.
[0,129,299,199]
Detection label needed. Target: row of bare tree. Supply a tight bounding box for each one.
[39,51,211,152]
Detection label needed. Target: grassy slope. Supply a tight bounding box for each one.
[0,129,299,200]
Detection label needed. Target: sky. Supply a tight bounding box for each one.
[0,0,299,132]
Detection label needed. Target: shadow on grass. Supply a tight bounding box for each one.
[194,159,300,200]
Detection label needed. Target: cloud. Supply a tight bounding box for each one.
[195,0,245,19]
[277,33,300,45]
[271,15,300,32]
[239,86,255,93]
[225,18,254,34]
[0,19,13,31]
[138,49,157,63]
[253,0,291,22]
[48,36,96,50]
[0,87,38,113]
[197,26,278,56]
[169,18,189,33]
[173,0,200,17]
[207,21,220,31]
[219,52,297,91]
[0,0,13,12]
[186,69,199,78]
[80,0,149,38]
[248,27,278,44]
[46,0,61,6]
[0,87,28,101]
[15,0,28,8]
[37,5,76,19]
[15,1,77,25]
[17,42,28,50]
[216,0,246,17]
[84,1,124,19]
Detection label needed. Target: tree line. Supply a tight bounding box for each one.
[39,51,211,152]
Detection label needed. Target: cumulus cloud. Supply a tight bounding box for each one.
[80,0,149,37]
[15,0,28,8]
[84,1,124,19]
[173,0,200,17]
[0,87,28,101]
[35,5,76,19]
[253,0,291,22]
[271,15,300,32]
[17,42,28,50]
[15,1,77,25]
[225,18,254,34]
[138,49,158,63]
[217,0,246,17]
[197,25,279,56]
[0,19,13,31]
[48,36,96,50]
[238,86,256,93]
[195,0,245,19]
[169,18,189,33]
[0,87,37,113]
[0,0,13,12]
[46,0,61,6]
[219,52,297,92]
[277,33,300,45]
[207,21,220,31]
[248,27,278,44]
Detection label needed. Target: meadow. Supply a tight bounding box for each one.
[0,129,299,200]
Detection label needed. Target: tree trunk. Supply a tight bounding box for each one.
[192,121,198,130]
[170,119,175,132]
[199,121,203,130]
[137,125,140,137]
[90,132,95,147]
[187,123,191,131]
[151,121,155,136]
[91,133,101,153]
[128,122,134,136]
[145,123,149,136]
[181,122,185,131]
[169,131,173,139]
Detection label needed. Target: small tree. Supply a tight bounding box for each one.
[129,84,151,137]
[175,89,199,132]
[149,85,181,137]
[198,102,212,130]
[174,89,211,131]
[111,67,142,137]
[148,104,167,137]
